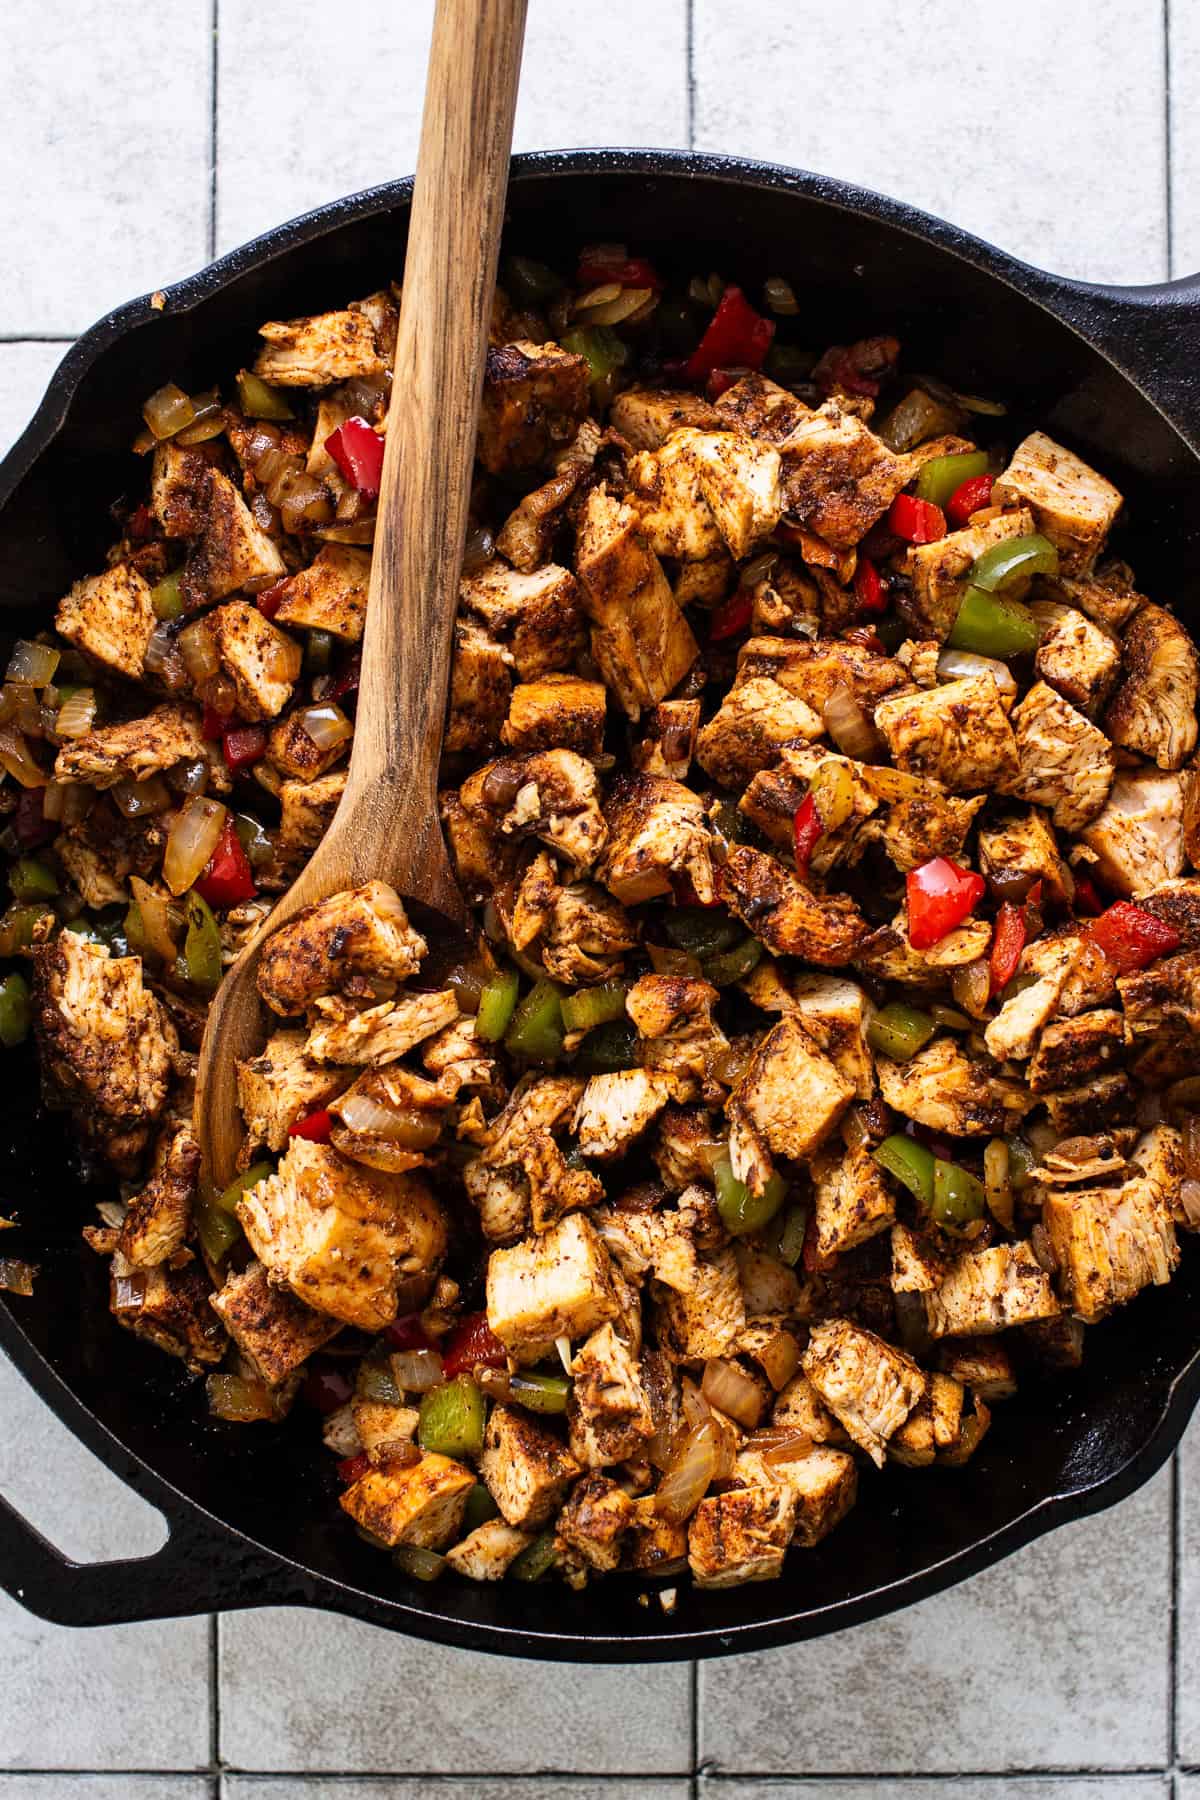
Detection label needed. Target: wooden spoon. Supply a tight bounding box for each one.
[195,0,529,1192]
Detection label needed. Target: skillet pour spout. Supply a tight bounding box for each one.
[1,149,1199,1662]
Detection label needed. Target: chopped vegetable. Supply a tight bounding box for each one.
[887,493,946,544]
[874,1134,936,1207]
[906,857,986,950]
[150,570,184,622]
[475,967,520,1042]
[236,370,294,420]
[792,791,824,879]
[989,900,1029,997]
[0,903,51,956]
[223,724,267,774]
[853,556,886,613]
[336,1452,372,1486]
[418,1374,486,1458]
[713,1151,786,1235]
[970,531,1059,593]
[393,1543,447,1582]
[1089,901,1181,973]
[0,972,31,1048]
[867,1001,936,1062]
[577,249,661,290]
[684,286,774,381]
[709,588,755,641]
[560,324,629,389]
[6,640,60,687]
[560,982,628,1033]
[324,416,384,499]
[509,1528,558,1581]
[931,1158,986,1233]
[914,450,989,508]
[163,796,227,897]
[507,1370,570,1415]
[195,1192,241,1264]
[505,254,566,303]
[662,909,740,957]
[701,935,762,987]
[0,1258,36,1295]
[948,587,1040,659]
[9,857,57,903]
[775,1204,809,1267]
[289,1108,334,1142]
[462,1482,500,1532]
[503,978,564,1064]
[182,888,223,993]
[194,819,257,909]
[946,472,995,526]
[215,1162,273,1214]
[442,1312,507,1378]
[572,1018,639,1073]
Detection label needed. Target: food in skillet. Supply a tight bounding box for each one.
[2,243,1199,1593]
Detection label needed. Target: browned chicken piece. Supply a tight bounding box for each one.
[257,880,426,1015]
[500,672,607,757]
[464,1075,586,1240]
[567,1323,654,1470]
[895,639,942,688]
[1000,681,1116,832]
[445,618,512,754]
[675,554,733,610]
[54,564,158,682]
[210,1260,341,1387]
[273,544,370,642]
[1118,948,1200,1040]
[810,1139,896,1259]
[874,675,1020,794]
[1028,1008,1127,1094]
[266,709,350,782]
[555,1473,636,1572]
[658,1245,746,1361]
[1130,1123,1188,1225]
[718,844,868,966]
[727,1016,853,1190]
[495,457,593,573]
[668,427,782,559]
[477,340,590,474]
[1021,1314,1085,1371]
[117,1122,199,1269]
[863,779,987,874]
[652,1106,724,1192]
[984,936,1083,1062]
[574,1069,676,1161]
[626,973,727,1091]
[634,698,702,782]
[900,510,1037,641]
[479,1402,582,1528]
[340,1453,475,1549]
[924,1243,1060,1339]
[713,371,811,442]
[977,806,1075,907]
[788,973,875,1098]
[736,765,809,853]
[237,1137,445,1331]
[739,1444,858,1545]
[609,386,723,449]
[34,932,175,1137]
[445,1520,534,1580]
[273,769,348,860]
[486,1212,623,1363]
[777,400,913,549]
[1043,1072,1138,1136]
[993,432,1122,575]
[1044,1160,1179,1323]
[598,772,716,906]
[305,990,459,1069]
[1029,599,1121,714]
[891,1222,953,1295]
[875,1037,1034,1136]
[888,1372,966,1466]
[802,1318,926,1468]
[460,749,608,876]
[597,1202,702,1299]
[207,601,302,721]
[516,866,638,986]
[56,833,128,908]
[181,469,286,608]
[574,487,698,718]
[151,440,209,537]
[626,434,724,562]
[458,559,587,681]
[1104,602,1200,770]
[237,1030,351,1152]
[254,308,385,386]
[771,1371,847,1442]
[110,1255,226,1371]
[687,1483,796,1588]
[1077,768,1184,895]
[694,678,824,787]
[936,1339,1019,1401]
[736,634,907,715]
[855,907,992,988]
[54,703,206,790]
[1049,558,1145,632]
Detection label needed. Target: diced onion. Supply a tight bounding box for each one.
[576,286,653,326]
[144,624,186,689]
[822,684,880,760]
[336,1090,441,1147]
[984,1138,1014,1231]
[259,629,301,685]
[163,795,227,896]
[390,1348,444,1393]
[207,1373,277,1422]
[0,1258,36,1295]
[129,876,181,963]
[741,550,778,588]
[950,958,991,1018]
[700,1357,765,1429]
[809,759,856,832]
[113,775,172,819]
[0,726,46,788]
[764,275,800,316]
[296,703,353,752]
[656,1420,719,1524]
[167,758,210,797]
[178,618,221,683]
[142,382,196,440]
[936,647,1017,697]
[41,781,66,823]
[6,640,60,687]
[55,686,98,739]
[761,1431,816,1466]
[574,281,622,310]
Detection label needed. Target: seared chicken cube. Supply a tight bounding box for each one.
[1051,558,1145,632]
[237,1030,351,1152]
[479,1401,582,1528]
[750,1445,857,1546]
[34,932,175,1134]
[609,386,722,449]
[274,544,370,642]
[810,1138,896,1259]
[659,1245,746,1361]
[802,1318,926,1468]
[574,1069,674,1161]
[671,427,782,560]
[860,775,985,875]
[574,487,698,717]
[984,936,1082,1062]
[687,1483,796,1588]
[305,989,460,1068]
[274,769,347,857]
[1118,949,1200,1041]
[209,1260,341,1386]
[465,1074,586,1241]
[736,634,907,715]
[1077,769,1184,896]
[496,453,593,573]
[1029,1007,1127,1094]
[874,675,1019,794]
[339,1453,474,1550]
[237,1138,446,1331]
[891,1222,953,1295]
[713,370,812,442]
[150,440,208,537]
[771,1372,846,1443]
[477,339,589,474]
[556,1473,635,1571]
[254,308,385,386]
[876,1037,1034,1136]
[993,431,1122,574]
[901,510,1036,641]
[500,672,607,757]
[458,559,586,681]
[626,433,724,562]
[111,1257,226,1371]
[1000,681,1116,832]
[207,601,302,721]
[634,698,702,783]
[181,468,285,607]
[54,703,205,790]
[445,1520,533,1581]
[1104,602,1199,770]
[626,974,727,1090]
[117,1123,199,1269]
[257,880,425,1015]
[1044,1166,1179,1322]
[55,562,157,682]
[694,678,823,787]
[653,1106,726,1192]
[789,973,875,1099]
[598,773,716,906]
[445,618,512,753]
[925,1243,1059,1339]
[460,749,608,876]
[1030,598,1120,714]
[855,905,993,988]
[567,1323,654,1469]
[727,1016,853,1188]
[1044,1071,1137,1136]
[528,878,637,987]
[937,1339,1019,1401]
[777,400,912,549]
[267,709,351,782]
[977,806,1074,907]
[718,844,867,966]
[1139,877,1200,949]
[486,1212,622,1364]
[889,1373,966,1467]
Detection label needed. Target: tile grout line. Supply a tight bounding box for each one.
[689,1656,699,1798]
[685,0,696,150]
[209,1611,221,1775]
[207,0,220,262]
[1164,0,1174,277]
[1172,1446,1182,1778]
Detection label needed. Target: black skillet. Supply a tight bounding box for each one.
[0,149,1198,1663]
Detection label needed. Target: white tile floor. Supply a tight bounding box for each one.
[0,1,1196,1794]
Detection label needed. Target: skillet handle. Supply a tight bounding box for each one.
[0,1486,298,1627]
[1051,273,1200,451]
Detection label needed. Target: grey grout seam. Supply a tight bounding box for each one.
[208,0,220,262]
[1165,0,1175,277]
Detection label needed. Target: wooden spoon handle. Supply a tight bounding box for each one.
[342,0,528,894]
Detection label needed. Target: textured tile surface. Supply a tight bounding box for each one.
[225,1783,688,1799]
[1176,1404,1200,1760]
[701,1785,1170,1799]
[218,1607,691,1772]
[1171,0,1200,275]
[698,1460,1171,1775]
[0,343,74,460]
[0,1786,212,1800]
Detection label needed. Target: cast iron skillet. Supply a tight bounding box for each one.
[1,149,1199,1664]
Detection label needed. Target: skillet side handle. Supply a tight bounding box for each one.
[1056,274,1200,452]
[0,1488,299,1627]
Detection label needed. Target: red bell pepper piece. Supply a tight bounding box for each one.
[1073,874,1105,917]
[888,493,946,545]
[194,819,257,909]
[385,1312,435,1351]
[202,703,232,742]
[792,792,825,880]
[222,724,267,774]
[685,286,774,382]
[289,1107,334,1143]
[988,900,1028,997]
[705,368,741,401]
[324,416,384,499]
[709,587,754,641]
[577,251,662,290]
[304,1362,353,1414]
[324,650,362,703]
[946,472,994,527]
[127,503,155,542]
[840,625,886,654]
[853,556,886,614]
[906,856,986,950]
[1088,902,1181,974]
[336,1452,372,1485]
[255,578,288,620]
[441,1311,507,1378]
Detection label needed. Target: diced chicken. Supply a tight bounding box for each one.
[734,1240,802,1317]
[802,1318,926,1468]
[150,440,209,537]
[634,698,702,782]
[977,807,1074,908]
[1044,1163,1179,1323]
[34,932,175,1134]
[111,1256,226,1371]
[210,1260,341,1386]
[1077,768,1184,896]
[874,675,1019,794]
[274,769,347,858]
[54,703,205,790]
[237,1030,351,1152]
[574,1069,675,1161]
[459,749,608,876]
[652,1107,724,1192]
[257,880,426,1015]
[718,844,867,966]
[207,601,302,721]
[771,1372,846,1443]
[626,433,724,562]
[736,634,907,715]
[1043,1071,1138,1136]
[522,875,637,986]
[810,1139,896,1259]
[56,833,128,909]
[1001,681,1116,832]
[901,510,1036,641]
[266,708,350,782]
[55,562,157,681]
[771,746,879,876]
[495,456,592,572]
[924,1243,1060,1339]
[1104,602,1199,771]
[445,618,512,753]
[445,1520,533,1580]
[254,308,385,386]
[937,1339,1019,1401]
[891,1222,953,1294]
[777,400,912,549]
[598,773,716,906]
[889,1373,967,1467]
[859,775,985,875]
[479,1401,582,1528]
[305,989,459,1068]
[727,1016,852,1190]
[713,371,811,443]
[458,560,586,681]
[855,907,993,988]
[875,1037,1034,1136]
[789,974,875,1099]
[668,427,782,560]
[743,1444,858,1546]
[687,1483,796,1588]
[1029,599,1120,714]
[1050,559,1145,632]
[465,1075,586,1240]
[610,386,723,448]
[1118,949,1200,1041]
[567,1323,654,1469]
[237,1138,446,1330]
[625,974,726,1090]
[734,1320,802,1393]
[993,431,1122,575]
[421,1013,498,1099]
[1139,877,1200,949]
[555,1473,635,1571]
[486,1212,622,1363]
[659,1245,746,1360]
[984,936,1081,1062]
[1029,1008,1127,1094]
[694,678,823,787]
[180,469,285,607]
[500,672,607,757]
[574,487,698,718]
[477,339,589,474]
[273,543,370,641]
[340,1453,474,1549]
[117,1123,198,1269]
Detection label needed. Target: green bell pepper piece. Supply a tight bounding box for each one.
[508,1527,558,1581]
[503,255,565,305]
[931,1158,986,1232]
[572,1018,638,1074]
[235,370,294,421]
[1006,1134,1037,1193]
[873,1134,936,1208]
[234,812,274,870]
[969,531,1059,593]
[508,1370,570,1415]
[149,569,184,621]
[560,981,628,1034]
[10,858,57,904]
[662,907,741,958]
[764,342,817,385]
[914,450,989,508]
[701,935,763,988]
[195,1193,241,1264]
[183,889,223,994]
[775,1202,809,1267]
[475,968,520,1042]
[561,324,629,384]
[503,978,564,1064]
[306,629,335,674]
[947,586,1040,658]
[418,1374,486,1459]
[215,1161,273,1215]
[0,903,52,956]
[358,1358,402,1405]
[0,972,31,1048]
[461,1482,500,1533]
[713,1151,787,1236]
[866,1001,936,1062]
